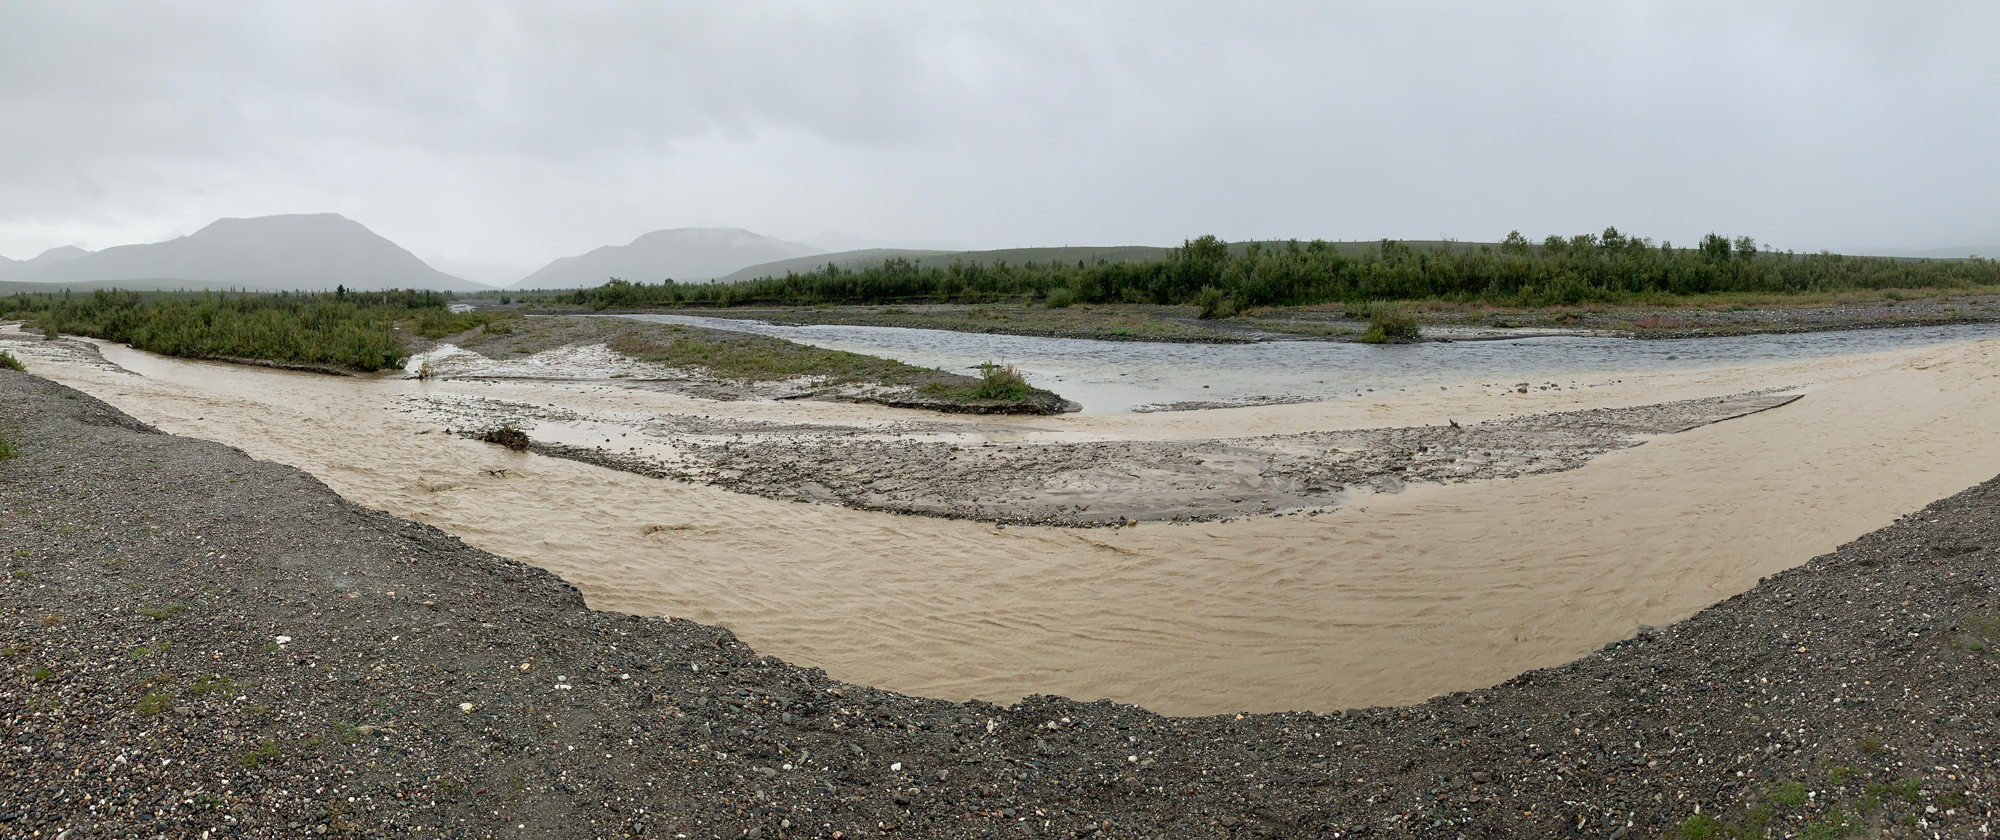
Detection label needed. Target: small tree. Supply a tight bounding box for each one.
[1700,233,1733,262]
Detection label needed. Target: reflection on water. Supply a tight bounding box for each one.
[610,314,2000,413]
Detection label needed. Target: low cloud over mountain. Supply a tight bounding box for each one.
[8,214,485,292]
[511,228,823,289]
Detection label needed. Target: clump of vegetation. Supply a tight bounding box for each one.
[1676,813,1722,838]
[237,738,281,767]
[0,350,22,371]
[480,425,531,451]
[968,362,1032,400]
[1358,302,1420,343]
[133,691,172,716]
[1191,285,1236,319]
[189,674,237,696]
[0,435,18,462]
[1767,781,1809,806]
[0,288,464,372]
[409,308,517,339]
[138,603,187,620]
[1043,286,1077,308]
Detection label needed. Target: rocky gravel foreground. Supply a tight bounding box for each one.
[3,368,1998,839]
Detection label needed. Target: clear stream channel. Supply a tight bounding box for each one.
[609,314,2000,413]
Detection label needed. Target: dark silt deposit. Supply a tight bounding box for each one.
[4,368,1999,839]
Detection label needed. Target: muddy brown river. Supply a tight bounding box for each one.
[11,325,2000,715]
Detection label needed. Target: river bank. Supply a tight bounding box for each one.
[487,289,2000,346]
[5,369,1997,839]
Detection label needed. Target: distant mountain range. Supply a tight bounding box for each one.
[510,228,826,289]
[0,214,488,293]
[0,245,92,280]
[0,220,992,295]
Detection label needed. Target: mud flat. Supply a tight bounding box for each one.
[7,370,2000,839]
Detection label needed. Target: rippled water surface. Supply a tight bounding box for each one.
[611,314,2000,412]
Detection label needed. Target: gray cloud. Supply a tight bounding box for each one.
[3,1,1995,274]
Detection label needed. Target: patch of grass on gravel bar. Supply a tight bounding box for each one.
[452,315,1074,413]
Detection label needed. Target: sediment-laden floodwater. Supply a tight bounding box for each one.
[11,321,2000,715]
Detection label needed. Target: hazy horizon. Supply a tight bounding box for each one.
[4,3,1996,272]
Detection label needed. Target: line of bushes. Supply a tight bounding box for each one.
[528,229,2000,313]
[0,289,457,372]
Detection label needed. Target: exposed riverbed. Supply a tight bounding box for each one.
[9,322,2000,715]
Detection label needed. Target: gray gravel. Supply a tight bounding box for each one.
[475,391,1801,527]
[4,368,1998,839]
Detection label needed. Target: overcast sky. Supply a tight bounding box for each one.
[3,1,1996,281]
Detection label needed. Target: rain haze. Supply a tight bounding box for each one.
[3,2,1997,284]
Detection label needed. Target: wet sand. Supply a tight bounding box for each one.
[10,327,2000,715]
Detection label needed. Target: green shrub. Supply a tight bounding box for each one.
[1192,285,1236,319]
[968,362,1032,400]
[0,350,22,371]
[1358,302,1420,343]
[1044,286,1076,308]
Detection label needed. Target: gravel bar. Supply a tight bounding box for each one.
[3,368,1997,839]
